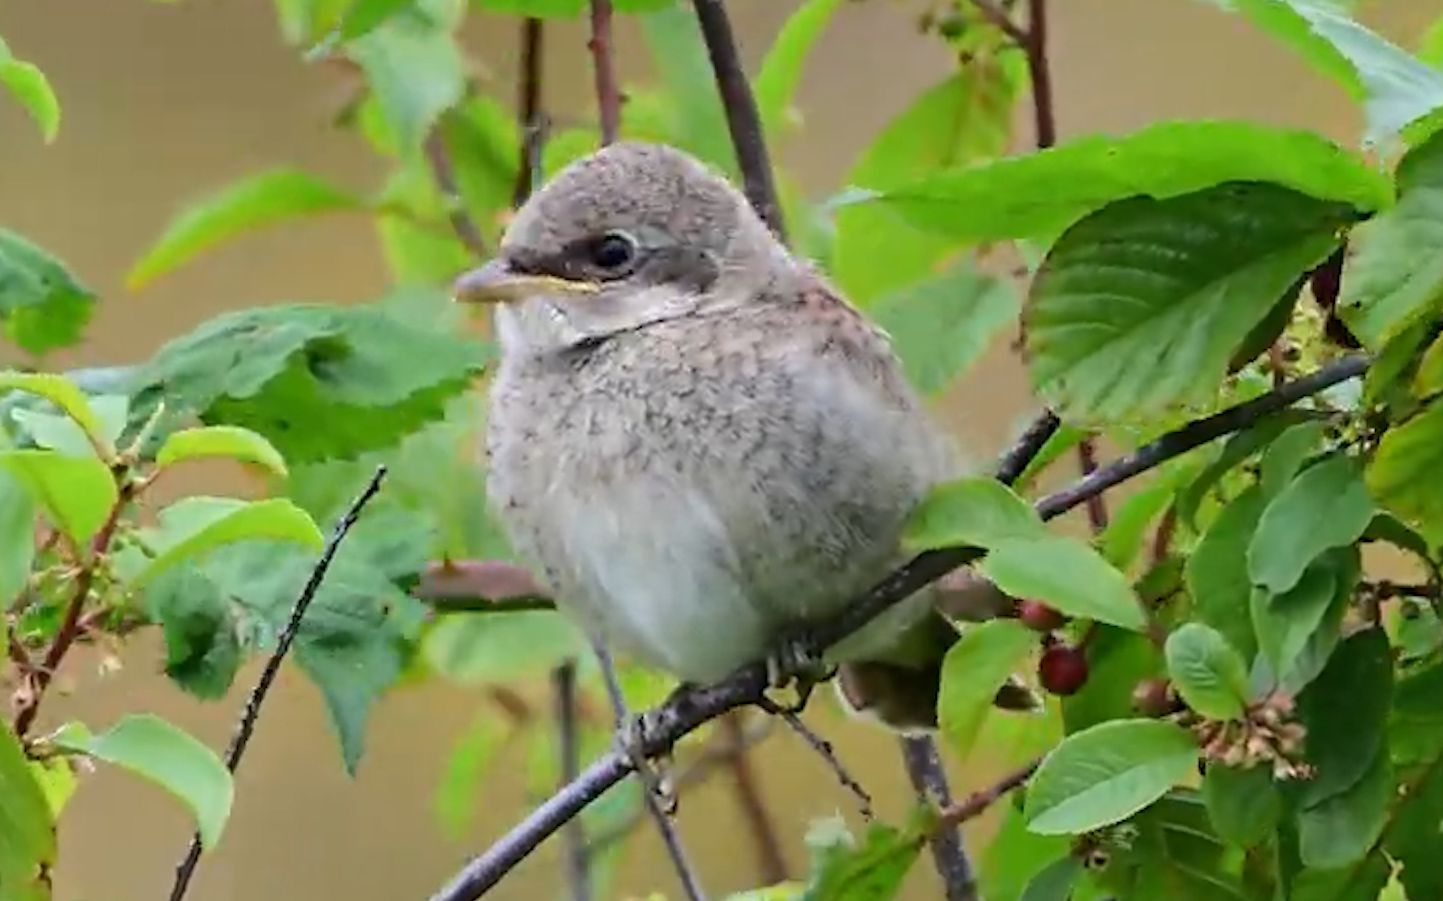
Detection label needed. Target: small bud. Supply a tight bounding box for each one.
[1038,644,1089,695]
[1131,677,1177,717]
[1017,599,1068,633]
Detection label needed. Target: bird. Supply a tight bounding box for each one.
[455,141,1012,733]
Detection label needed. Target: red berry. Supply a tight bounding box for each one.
[1038,644,1089,696]
[1131,678,1178,718]
[1017,599,1067,632]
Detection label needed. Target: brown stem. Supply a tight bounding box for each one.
[690,0,786,240]
[900,735,976,901]
[1024,0,1055,149]
[587,0,621,146]
[938,759,1040,828]
[1076,438,1108,532]
[424,129,488,258]
[168,469,387,901]
[552,661,591,901]
[723,712,787,884]
[513,17,545,208]
[12,478,133,738]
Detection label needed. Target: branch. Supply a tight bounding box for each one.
[425,355,1370,901]
[690,0,786,240]
[900,736,974,901]
[424,129,488,258]
[722,712,788,884]
[13,477,134,738]
[590,641,707,901]
[938,759,1040,828]
[552,661,591,901]
[168,468,387,901]
[587,0,621,146]
[513,17,545,208]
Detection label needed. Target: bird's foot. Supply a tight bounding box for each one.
[613,710,678,815]
[764,629,835,714]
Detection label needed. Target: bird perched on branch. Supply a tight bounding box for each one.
[456,142,1016,733]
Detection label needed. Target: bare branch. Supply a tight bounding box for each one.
[765,702,872,820]
[722,712,788,884]
[900,736,975,901]
[587,0,621,146]
[590,641,707,901]
[690,0,786,240]
[425,354,1368,901]
[424,129,488,258]
[169,468,388,901]
[552,661,591,901]
[938,759,1040,828]
[513,18,545,208]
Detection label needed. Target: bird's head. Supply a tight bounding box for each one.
[453,141,790,355]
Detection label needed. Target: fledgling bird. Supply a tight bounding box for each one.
[457,142,1005,731]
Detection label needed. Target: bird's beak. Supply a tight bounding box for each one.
[452,259,600,305]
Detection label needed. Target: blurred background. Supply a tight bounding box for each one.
[0,1,1437,899]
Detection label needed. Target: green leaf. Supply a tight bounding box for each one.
[980,804,1073,901]
[1206,0,1443,146]
[0,721,55,901]
[155,425,289,477]
[338,0,415,39]
[1385,757,1443,900]
[833,61,1023,302]
[1202,763,1280,848]
[1026,182,1351,424]
[1024,718,1198,835]
[981,535,1148,631]
[870,266,1018,396]
[1247,454,1375,595]
[1187,487,1264,659]
[52,714,234,849]
[1019,855,1082,901]
[1099,466,1188,571]
[1175,411,1309,528]
[1259,419,1326,498]
[1338,130,1443,349]
[1290,853,1392,901]
[0,228,95,356]
[128,170,361,289]
[348,6,463,153]
[938,619,1038,761]
[474,0,582,15]
[1297,747,1390,869]
[0,37,58,143]
[132,497,324,589]
[798,812,928,901]
[753,0,843,139]
[1369,397,1443,546]
[10,394,128,460]
[0,372,112,459]
[0,469,34,602]
[138,302,490,462]
[144,565,241,700]
[1165,623,1250,720]
[1251,551,1347,682]
[1296,628,1392,807]
[849,120,1389,243]
[0,450,116,545]
[423,611,585,684]
[902,476,1044,552]
[434,713,509,839]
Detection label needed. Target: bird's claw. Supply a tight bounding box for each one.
[613,711,678,815]
[764,630,834,713]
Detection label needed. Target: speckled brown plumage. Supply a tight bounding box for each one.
[469,142,964,729]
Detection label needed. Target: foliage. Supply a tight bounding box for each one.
[8,0,1443,899]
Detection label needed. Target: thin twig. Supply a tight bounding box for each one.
[424,129,488,258]
[169,468,387,901]
[1024,0,1055,150]
[590,641,707,901]
[764,702,872,820]
[938,759,1040,829]
[552,661,591,901]
[513,17,545,208]
[900,736,974,901]
[690,0,786,240]
[424,313,1371,901]
[969,0,1028,45]
[587,0,621,146]
[722,712,787,884]
[13,479,133,738]
[1077,438,1108,532]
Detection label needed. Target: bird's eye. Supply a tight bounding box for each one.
[589,232,636,270]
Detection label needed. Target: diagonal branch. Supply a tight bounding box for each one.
[169,468,388,901]
[426,355,1369,901]
[691,0,786,240]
